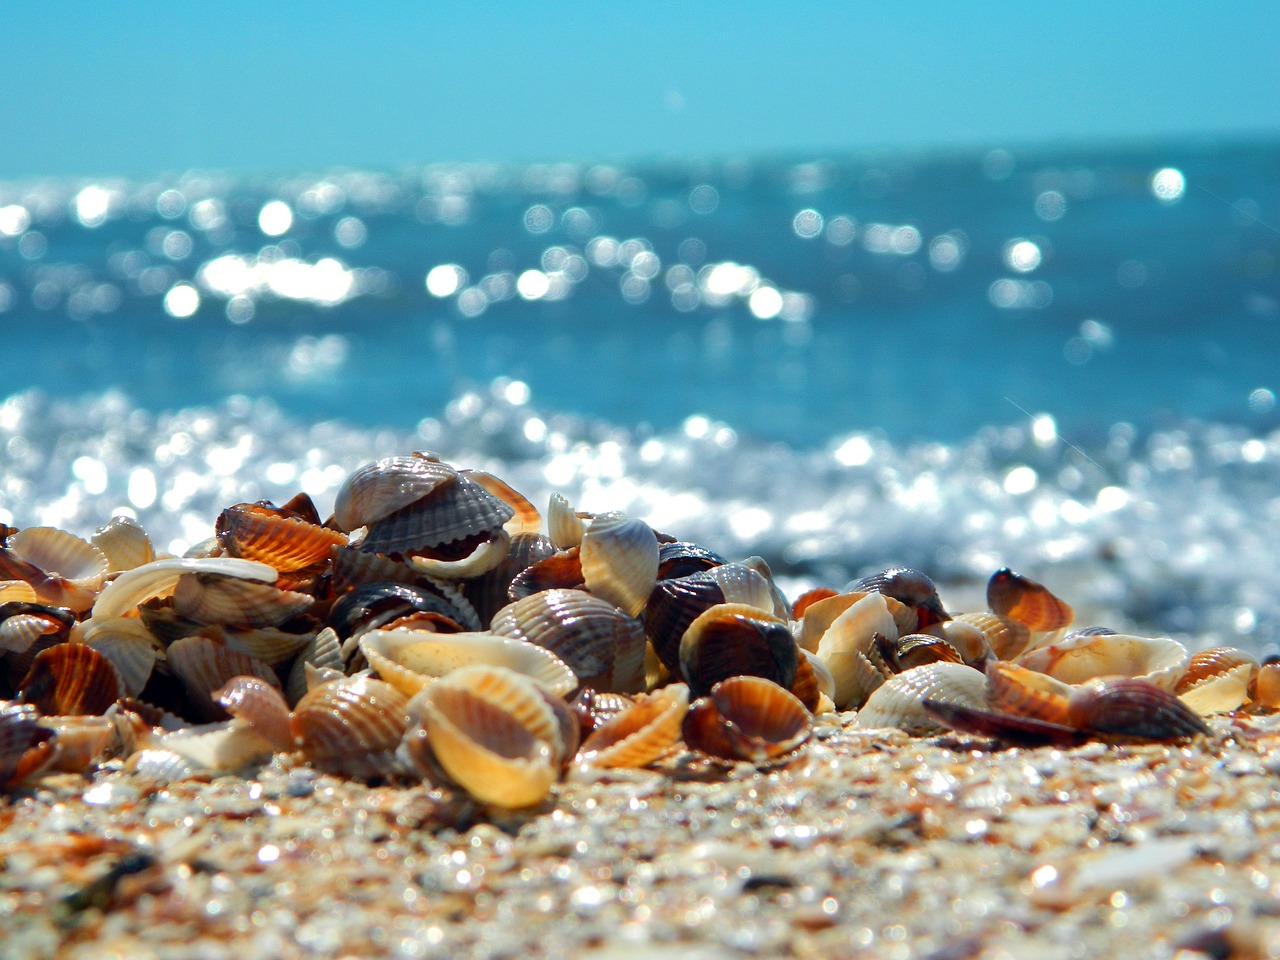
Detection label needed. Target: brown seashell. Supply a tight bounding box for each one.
[577,684,690,768]
[333,453,459,532]
[1065,677,1211,740]
[678,603,798,698]
[920,699,1089,748]
[984,661,1073,726]
[173,573,315,628]
[359,474,514,556]
[491,589,647,694]
[508,546,586,601]
[217,502,346,579]
[291,676,412,779]
[845,567,948,626]
[19,643,126,717]
[869,633,964,674]
[463,470,542,538]
[922,619,996,670]
[656,541,727,581]
[1,702,58,788]
[986,568,1074,632]
[1254,663,1280,709]
[950,612,1032,661]
[0,608,70,656]
[463,532,557,625]
[1175,647,1259,716]
[38,715,122,773]
[0,580,40,604]
[214,676,298,753]
[166,636,280,722]
[789,648,834,712]
[7,527,110,605]
[682,676,812,763]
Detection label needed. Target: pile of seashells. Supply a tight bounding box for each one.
[0,452,1274,809]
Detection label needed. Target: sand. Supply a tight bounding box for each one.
[4,712,1280,960]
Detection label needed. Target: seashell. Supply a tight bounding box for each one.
[984,661,1074,726]
[576,684,690,768]
[76,617,164,697]
[790,647,835,712]
[173,573,315,628]
[678,602,798,698]
[285,626,344,706]
[0,580,40,604]
[737,557,792,620]
[19,643,126,716]
[360,474,514,557]
[490,589,647,694]
[682,676,813,763]
[1065,677,1210,740]
[920,699,1088,748]
[464,470,542,538]
[950,611,1032,661]
[1016,633,1189,691]
[166,635,280,722]
[845,567,948,625]
[813,592,900,709]
[93,557,277,621]
[333,452,458,532]
[146,720,277,773]
[329,545,424,594]
[125,748,205,782]
[922,619,997,670]
[853,662,987,734]
[508,546,585,600]
[656,541,726,581]
[216,502,346,579]
[1253,663,1280,709]
[868,633,964,674]
[797,590,917,653]
[986,567,1074,632]
[38,715,121,773]
[547,493,586,550]
[359,627,578,698]
[6,526,110,610]
[404,530,511,580]
[328,580,475,641]
[1174,647,1259,716]
[90,516,156,573]
[214,676,297,753]
[0,608,70,655]
[292,676,413,779]
[1,701,58,788]
[407,664,574,807]
[792,587,838,620]
[580,514,660,618]
[215,625,317,669]
[463,532,557,626]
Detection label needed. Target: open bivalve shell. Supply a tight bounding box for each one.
[1015,633,1189,691]
[577,684,690,768]
[854,662,988,735]
[92,557,278,621]
[682,676,813,763]
[291,676,413,780]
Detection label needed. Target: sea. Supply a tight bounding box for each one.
[2,138,1278,652]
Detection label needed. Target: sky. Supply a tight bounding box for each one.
[2,1,1278,179]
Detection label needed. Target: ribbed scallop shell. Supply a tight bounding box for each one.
[950,612,1032,661]
[922,619,996,669]
[217,503,346,574]
[1016,633,1189,691]
[0,580,39,604]
[490,589,646,694]
[678,602,798,698]
[173,573,315,628]
[404,530,511,580]
[576,684,690,768]
[813,591,900,709]
[869,633,964,674]
[359,627,578,698]
[90,516,156,572]
[984,661,1073,725]
[360,475,515,556]
[682,676,813,763]
[853,662,988,734]
[797,590,916,654]
[166,635,280,721]
[1065,677,1210,740]
[328,545,423,594]
[580,515,660,618]
[986,567,1074,632]
[285,626,344,706]
[409,665,571,807]
[1175,647,1259,716]
[8,526,110,593]
[547,493,586,550]
[217,625,317,669]
[214,676,298,753]
[463,532,557,626]
[19,643,126,716]
[333,453,458,532]
[77,617,163,697]
[93,557,278,620]
[0,610,67,655]
[464,470,542,537]
[291,676,412,779]
[845,567,947,623]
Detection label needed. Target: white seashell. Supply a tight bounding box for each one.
[127,748,206,781]
[173,573,314,628]
[149,720,277,772]
[404,529,511,580]
[702,562,780,615]
[547,493,586,550]
[215,676,298,753]
[8,526,110,591]
[1016,633,1189,691]
[854,662,988,734]
[0,612,65,655]
[815,592,899,709]
[91,516,156,572]
[1178,662,1254,716]
[580,514,659,617]
[92,557,277,620]
[359,627,578,698]
[76,616,164,697]
[0,580,39,604]
[286,626,344,705]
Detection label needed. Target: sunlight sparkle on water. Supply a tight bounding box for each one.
[1151,168,1186,203]
[258,200,294,236]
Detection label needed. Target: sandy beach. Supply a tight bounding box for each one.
[5,711,1280,960]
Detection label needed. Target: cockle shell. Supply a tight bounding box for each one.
[1064,677,1210,740]
[285,626,344,705]
[360,474,515,558]
[166,635,280,721]
[19,643,126,716]
[216,502,346,577]
[5,526,110,611]
[291,676,413,779]
[214,676,299,754]
[854,662,987,734]
[490,589,647,694]
[845,567,948,625]
[90,516,156,573]
[791,648,835,713]
[76,617,164,696]
[1016,633,1189,691]
[333,453,458,532]
[577,684,690,768]
[812,591,900,709]
[1175,646,1259,716]
[985,661,1074,726]
[93,557,278,621]
[359,627,578,698]
[0,580,40,605]
[404,530,512,580]
[173,573,315,628]
[949,611,1032,661]
[797,590,916,654]
[656,541,727,581]
[547,493,586,550]
[682,675,813,763]
[678,602,798,698]
[986,567,1074,632]
[465,470,542,538]
[406,665,576,808]
[0,607,70,655]
[579,514,660,618]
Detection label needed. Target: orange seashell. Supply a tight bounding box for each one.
[19,643,125,716]
[217,502,346,577]
[1175,647,1260,693]
[291,676,412,780]
[792,587,837,620]
[986,568,1074,632]
[214,676,297,754]
[1065,677,1210,740]
[577,684,690,768]
[984,661,1072,726]
[682,676,812,763]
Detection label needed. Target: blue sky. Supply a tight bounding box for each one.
[3,1,1277,178]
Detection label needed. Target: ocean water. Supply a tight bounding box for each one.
[2,138,1278,651]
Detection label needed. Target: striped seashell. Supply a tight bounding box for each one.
[922,619,997,670]
[845,567,948,625]
[0,580,40,604]
[146,720,278,773]
[285,626,344,706]
[328,545,424,594]
[7,526,110,600]
[173,573,314,628]
[813,591,900,709]
[360,474,514,557]
[464,470,542,538]
[790,648,835,712]
[328,580,476,641]
[214,676,298,753]
[93,557,277,621]
[546,493,586,550]
[215,625,317,669]
[406,665,575,807]
[986,567,1074,633]
[90,516,156,573]
[949,611,1032,661]
[1175,647,1259,716]
[359,627,578,698]
[0,608,69,655]
[76,617,164,697]
[656,541,727,582]
[580,514,659,618]
[854,662,988,734]
[216,503,346,578]
[985,661,1074,726]
[1016,633,1189,691]
[1065,677,1210,740]
[125,748,206,782]
[490,588,647,694]
[292,676,413,779]
[333,453,459,532]
[463,532,557,626]
[682,675,813,763]
[868,633,965,675]
[19,643,126,716]
[166,635,280,722]
[797,590,917,654]
[576,684,690,768]
[678,602,798,699]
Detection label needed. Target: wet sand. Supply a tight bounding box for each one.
[4,713,1280,959]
